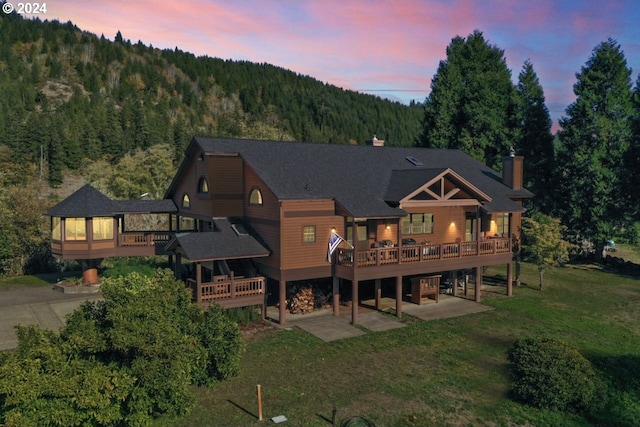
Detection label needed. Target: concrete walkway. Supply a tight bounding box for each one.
[0,287,102,351]
[269,295,493,342]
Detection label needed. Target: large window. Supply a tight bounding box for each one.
[180,216,196,231]
[496,213,509,236]
[302,225,316,243]
[65,218,86,241]
[52,217,61,241]
[249,188,263,205]
[401,213,434,235]
[93,217,114,240]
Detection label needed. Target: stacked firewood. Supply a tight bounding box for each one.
[287,283,331,314]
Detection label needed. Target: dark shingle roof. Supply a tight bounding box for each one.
[111,200,178,214]
[46,184,177,217]
[45,184,115,217]
[165,218,270,261]
[192,137,531,216]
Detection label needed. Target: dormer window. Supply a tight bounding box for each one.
[249,188,263,205]
[182,193,191,209]
[198,177,209,194]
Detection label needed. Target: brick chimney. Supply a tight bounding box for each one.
[502,147,524,190]
[366,134,384,146]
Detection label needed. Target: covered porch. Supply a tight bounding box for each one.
[165,218,271,314]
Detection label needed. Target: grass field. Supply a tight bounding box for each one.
[2,258,638,426]
[149,261,640,427]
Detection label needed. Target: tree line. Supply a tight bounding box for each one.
[418,31,640,255]
[0,11,422,187]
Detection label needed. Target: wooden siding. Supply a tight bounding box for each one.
[280,199,342,270]
[210,156,243,217]
[244,165,281,269]
[401,206,470,244]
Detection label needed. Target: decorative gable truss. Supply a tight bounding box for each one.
[399,168,492,208]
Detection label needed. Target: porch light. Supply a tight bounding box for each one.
[331,227,336,232]
[450,221,456,227]
[385,223,391,231]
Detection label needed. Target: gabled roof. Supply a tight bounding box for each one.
[165,218,270,262]
[46,184,177,217]
[173,137,531,217]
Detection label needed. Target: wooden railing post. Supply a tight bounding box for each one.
[230,271,236,298]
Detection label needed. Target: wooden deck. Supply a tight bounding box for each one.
[335,238,510,268]
[186,275,266,310]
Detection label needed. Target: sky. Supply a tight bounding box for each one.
[19,0,640,133]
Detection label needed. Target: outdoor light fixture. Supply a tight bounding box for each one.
[385,223,391,231]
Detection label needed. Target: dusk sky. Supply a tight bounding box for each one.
[22,0,640,133]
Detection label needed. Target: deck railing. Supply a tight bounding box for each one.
[187,276,265,303]
[118,232,172,247]
[335,238,510,268]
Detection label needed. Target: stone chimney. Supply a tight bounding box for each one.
[366,134,384,147]
[502,147,524,189]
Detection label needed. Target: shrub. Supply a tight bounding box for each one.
[508,336,599,412]
[196,304,245,385]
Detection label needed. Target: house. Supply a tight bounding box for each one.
[46,137,532,325]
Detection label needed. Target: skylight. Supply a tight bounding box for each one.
[406,156,423,166]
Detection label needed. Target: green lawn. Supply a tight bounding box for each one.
[152,262,640,427]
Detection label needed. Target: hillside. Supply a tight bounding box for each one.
[0,12,423,187]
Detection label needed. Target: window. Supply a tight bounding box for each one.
[182,193,190,209]
[302,225,316,243]
[65,218,86,241]
[180,216,196,231]
[496,213,509,236]
[401,213,434,234]
[249,188,263,205]
[93,217,114,240]
[52,217,61,241]
[198,177,209,193]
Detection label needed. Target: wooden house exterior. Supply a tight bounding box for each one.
[47,137,532,325]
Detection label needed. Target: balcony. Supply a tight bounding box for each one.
[187,275,266,310]
[51,231,174,260]
[334,238,511,281]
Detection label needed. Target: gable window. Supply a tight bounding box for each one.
[198,177,209,193]
[182,193,190,209]
[249,188,263,205]
[302,225,316,243]
[496,213,509,237]
[401,213,434,235]
[52,217,61,241]
[65,217,86,241]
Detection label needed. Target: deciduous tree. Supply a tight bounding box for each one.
[521,213,571,289]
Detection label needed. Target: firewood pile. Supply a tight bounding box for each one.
[287,283,331,314]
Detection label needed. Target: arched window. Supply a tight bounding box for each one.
[182,193,191,209]
[198,177,209,193]
[249,188,263,205]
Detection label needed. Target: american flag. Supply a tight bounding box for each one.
[327,230,346,263]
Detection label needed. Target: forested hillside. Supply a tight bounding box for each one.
[0,12,423,186]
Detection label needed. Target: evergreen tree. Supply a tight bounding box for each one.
[555,39,634,256]
[515,60,555,213]
[626,74,640,221]
[418,30,518,167]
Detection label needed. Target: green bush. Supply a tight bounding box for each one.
[508,337,600,412]
[225,305,262,324]
[196,304,245,384]
[0,269,245,426]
